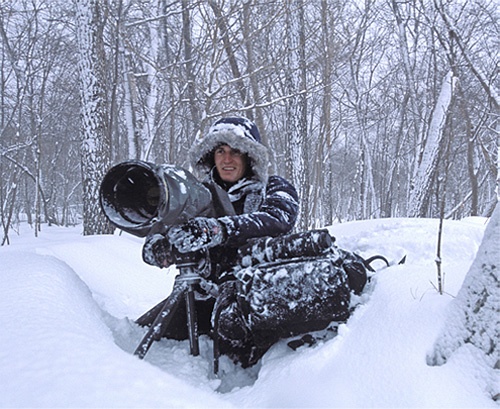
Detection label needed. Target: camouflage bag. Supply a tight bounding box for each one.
[212,229,374,368]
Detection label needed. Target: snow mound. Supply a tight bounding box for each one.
[0,217,496,407]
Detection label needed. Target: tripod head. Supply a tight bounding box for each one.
[170,247,212,278]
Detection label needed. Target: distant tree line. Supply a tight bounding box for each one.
[0,0,498,240]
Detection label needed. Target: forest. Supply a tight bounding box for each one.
[0,0,498,240]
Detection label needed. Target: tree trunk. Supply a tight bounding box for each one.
[181,0,200,129]
[140,2,161,161]
[428,202,499,386]
[209,0,247,108]
[75,0,113,235]
[284,0,308,230]
[408,71,456,217]
[318,0,334,226]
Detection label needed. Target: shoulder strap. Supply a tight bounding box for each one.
[203,182,236,217]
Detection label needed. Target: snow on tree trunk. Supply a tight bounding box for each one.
[284,0,308,231]
[408,71,456,217]
[120,50,139,159]
[75,0,113,235]
[428,202,499,388]
[360,133,378,219]
[139,3,161,161]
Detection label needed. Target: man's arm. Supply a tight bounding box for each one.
[218,176,299,247]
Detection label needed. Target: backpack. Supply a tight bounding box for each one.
[212,229,383,369]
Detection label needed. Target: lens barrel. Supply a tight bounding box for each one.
[99,160,214,237]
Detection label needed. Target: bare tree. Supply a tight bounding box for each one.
[75,0,113,235]
[284,0,308,230]
[427,2,499,383]
[1,0,498,237]
[181,0,200,130]
[1,0,82,238]
[408,71,457,217]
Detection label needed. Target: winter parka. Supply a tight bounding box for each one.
[189,117,299,279]
[156,117,299,341]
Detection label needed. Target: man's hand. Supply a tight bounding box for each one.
[168,217,226,253]
[142,233,174,268]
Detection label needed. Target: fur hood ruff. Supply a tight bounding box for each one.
[189,121,269,184]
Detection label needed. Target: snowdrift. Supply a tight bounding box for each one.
[0,217,496,408]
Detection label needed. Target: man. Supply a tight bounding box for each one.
[142,117,300,366]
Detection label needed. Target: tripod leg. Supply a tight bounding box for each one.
[185,283,200,356]
[135,297,169,327]
[134,281,187,359]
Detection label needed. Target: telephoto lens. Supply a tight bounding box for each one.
[99,160,214,237]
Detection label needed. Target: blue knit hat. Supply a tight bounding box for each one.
[189,117,269,183]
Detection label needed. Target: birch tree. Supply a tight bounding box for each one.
[408,71,456,217]
[284,0,308,230]
[135,1,162,161]
[75,0,113,235]
[181,0,200,130]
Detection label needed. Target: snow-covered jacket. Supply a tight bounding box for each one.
[189,117,299,252]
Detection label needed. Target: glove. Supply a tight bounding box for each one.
[142,233,175,268]
[168,217,226,253]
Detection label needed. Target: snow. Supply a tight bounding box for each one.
[0,217,498,408]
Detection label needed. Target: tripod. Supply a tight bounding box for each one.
[133,250,211,359]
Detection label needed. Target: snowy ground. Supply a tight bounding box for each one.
[0,217,497,408]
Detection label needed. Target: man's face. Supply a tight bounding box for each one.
[214,144,247,183]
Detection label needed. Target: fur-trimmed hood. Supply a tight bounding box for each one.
[189,117,269,183]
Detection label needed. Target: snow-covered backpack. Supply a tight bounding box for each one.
[212,229,382,369]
